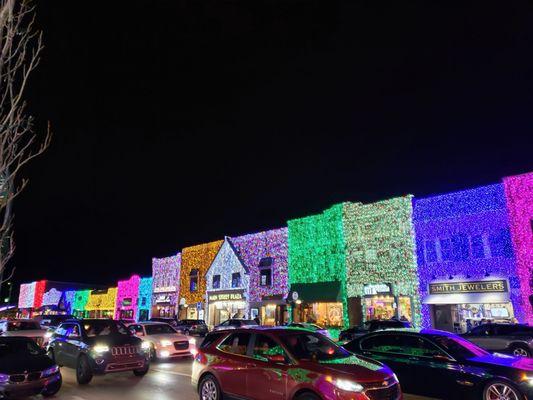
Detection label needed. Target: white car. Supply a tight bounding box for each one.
[0,319,49,347]
[128,322,197,360]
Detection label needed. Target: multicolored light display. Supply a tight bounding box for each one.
[85,287,118,312]
[72,289,91,316]
[18,282,36,309]
[138,277,153,319]
[504,172,533,324]
[33,280,46,309]
[231,228,289,303]
[115,275,140,320]
[152,254,181,294]
[414,184,525,327]
[206,238,249,293]
[288,204,349,331]
[180,240,223,305]
[343,196,421,327]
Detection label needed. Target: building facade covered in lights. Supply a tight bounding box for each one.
[287,204,348,336]
[344,196,421,328]
[414,184,526,332]
[115,275,141,321]
[151,254,181,318]
[232,228,289,326]
[205,238,249,327]
[179,240,223,320]
[84,287,118,319]
[137,277,153,321]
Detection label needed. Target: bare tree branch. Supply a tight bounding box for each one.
[0,0,49,290]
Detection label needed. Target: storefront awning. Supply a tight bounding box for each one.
[423,292,510,305]
[289,281,342,303]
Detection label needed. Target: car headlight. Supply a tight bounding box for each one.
[0,373,8,383]
[160,340,172,347]
[141,341,151,350]
[44,331,53,339]
[522,374,533,386]
[42,365,59,377]
[334,379,364,392]
[92,344,110,354]
[188,337,196,345]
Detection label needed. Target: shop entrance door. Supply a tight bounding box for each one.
[432,305,454,332]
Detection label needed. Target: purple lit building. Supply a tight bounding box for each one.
[414,184,526,331]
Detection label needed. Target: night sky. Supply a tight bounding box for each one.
[11,1,533,288]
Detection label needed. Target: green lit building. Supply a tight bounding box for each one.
[343,196,421,328]
[287,204,348,336]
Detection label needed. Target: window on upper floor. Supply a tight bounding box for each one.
[451,234,469,261]
[489,229,513,258]
[471,235,485,259]
[439,238,452,261]
[425,240,437,263]
[190,269,199,292]
[231,272,241,288]
[260,268,272,286]
[212,275,221,289]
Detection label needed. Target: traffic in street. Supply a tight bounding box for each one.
[22,358,434,400]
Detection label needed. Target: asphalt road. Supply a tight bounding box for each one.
[24,358,435,400]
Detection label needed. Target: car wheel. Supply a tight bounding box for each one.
[76,355,93,385]
[133,364,149,376]
[199,375,222,400]
[42,374,62,397]
[295,391,321,400]
[510,344,531,357]
[483,380,521,400]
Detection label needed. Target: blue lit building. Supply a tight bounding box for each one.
[413,184,526,331]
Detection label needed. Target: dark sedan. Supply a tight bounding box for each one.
[463,324,533,357]
[0,337,62,398]
[175,319,209,336]
[339,319,411,342]
[343,329,533,400]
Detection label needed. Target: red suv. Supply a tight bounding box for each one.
[192,327,402,400]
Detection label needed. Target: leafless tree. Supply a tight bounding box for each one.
[0,0,50,288]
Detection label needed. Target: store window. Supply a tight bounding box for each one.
[190,269,199,292]
[213,275,221,289]
[231,273,241,288]
[260,269,272,286]
[141,297,146,306]
[295,302,343,328]
[218,332,250,356]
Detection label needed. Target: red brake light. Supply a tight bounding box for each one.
[195,351,207,364]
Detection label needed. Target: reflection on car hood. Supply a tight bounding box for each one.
[145,333,188,342]
[85,334,142,347]
[316,355,391,382]
[469,353,533,371]
[0,353,55,374]
[2,329,47,337]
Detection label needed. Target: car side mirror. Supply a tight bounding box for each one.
[266,354,287,364]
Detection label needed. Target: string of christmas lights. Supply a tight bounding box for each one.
[115,275,141,320]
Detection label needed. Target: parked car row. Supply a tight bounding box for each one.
[192,326,533,400]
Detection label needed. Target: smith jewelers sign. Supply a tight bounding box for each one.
[429,280,508,295]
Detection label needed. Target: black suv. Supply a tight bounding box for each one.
[48,319,150,384]
[175,319,208,336]
[339,319,411,342]
[0,337,62,398]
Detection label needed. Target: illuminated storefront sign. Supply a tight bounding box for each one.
[208,291,244,302]
[429,280,508,295]
[363,283,391,296]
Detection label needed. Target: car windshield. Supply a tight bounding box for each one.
[83,320,129,337]
[240,320,258,326]
[0,340,42,357]
[430,335,489,359]
[281,332,351,361]
[145,324,177,335]
[7,321,40,331]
